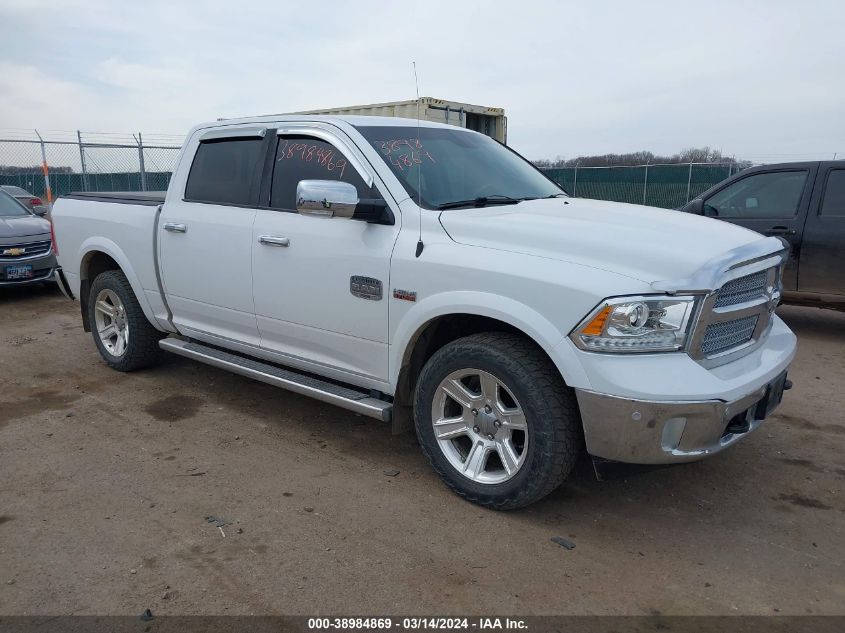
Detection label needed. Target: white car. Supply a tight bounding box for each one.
[50,115,796,509]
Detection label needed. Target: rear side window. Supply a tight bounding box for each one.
[185,138,264,205]
[704,170,808,219]
[820,169,845,217]
[270,136,371,211]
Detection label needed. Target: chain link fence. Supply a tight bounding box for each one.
[540,163,749,209]
[0,130,758,210]
[0,130,183,203]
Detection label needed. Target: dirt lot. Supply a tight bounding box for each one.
[0,284,843,616]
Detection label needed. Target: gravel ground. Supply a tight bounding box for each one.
[0,284,843,615]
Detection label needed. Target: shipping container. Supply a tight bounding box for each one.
[292,98,507,144]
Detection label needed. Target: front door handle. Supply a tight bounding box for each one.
[163,222,187,233]
[764,226,797,236]
[258,235,290,247]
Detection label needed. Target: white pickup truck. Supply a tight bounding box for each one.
[51,115,796,509]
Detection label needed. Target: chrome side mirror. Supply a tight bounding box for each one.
[296,180,358,219]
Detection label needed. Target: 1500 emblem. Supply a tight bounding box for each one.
[350,276,383,301]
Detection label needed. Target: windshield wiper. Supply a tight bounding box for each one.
[437,195,521,210]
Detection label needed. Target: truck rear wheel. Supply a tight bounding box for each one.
[413,332,582,510]
[87,270,164,372]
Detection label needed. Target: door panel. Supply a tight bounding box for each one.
[798,164,845,295]
[159,132,267,344]
[252,211,395,380]
[251,132,398,384]
[702,166,817,290]
[160,202,259,344]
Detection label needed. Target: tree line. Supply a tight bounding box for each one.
[533,147,752,169]
[0,165,74,175]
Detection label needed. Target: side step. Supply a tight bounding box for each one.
[159,337,392,422]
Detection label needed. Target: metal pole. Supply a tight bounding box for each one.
[686,161,693,204]
[643,163,649,205]
[77,130,88,192]
[572,162,578,197]
[137,133,147,192]
[34,129,53,207]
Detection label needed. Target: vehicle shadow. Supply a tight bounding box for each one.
[777,304,845,339]
[0,281,61,302]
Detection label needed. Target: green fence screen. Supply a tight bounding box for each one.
[1,164,738,210]
[541,163,739,209]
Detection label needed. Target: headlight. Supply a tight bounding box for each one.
[571,295,698,353]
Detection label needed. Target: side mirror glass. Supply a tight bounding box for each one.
[296,180,358,219]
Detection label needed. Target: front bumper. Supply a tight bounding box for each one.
[0,252,57,285]
[572,315,796,464]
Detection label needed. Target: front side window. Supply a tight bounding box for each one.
[704,170,808,219]
[355,125,564,209]
[820,169,845,217]
[0,191,29,217]
[270,136,371,210]
[185,137,265,205]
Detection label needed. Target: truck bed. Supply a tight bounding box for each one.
[51,192,170,332]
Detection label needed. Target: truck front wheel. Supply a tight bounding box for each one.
[413,332,582,509]
[87,270,164,372]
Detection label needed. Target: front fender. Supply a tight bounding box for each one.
[389,290,592,392]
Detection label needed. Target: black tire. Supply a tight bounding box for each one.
[413,332,582,510]
[87,270,164,372]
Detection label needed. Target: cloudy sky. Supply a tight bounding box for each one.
[1,0,843,161]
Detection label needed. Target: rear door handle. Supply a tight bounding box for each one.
[258,235,290,247]
[163,222,187,233]
[765,226,797,236]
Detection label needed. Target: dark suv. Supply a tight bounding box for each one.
[683,161,845,311]
[0,190,57,286]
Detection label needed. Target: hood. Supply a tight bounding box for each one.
[0,214,51,240]
[439,198,763,284]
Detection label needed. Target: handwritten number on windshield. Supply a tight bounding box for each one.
[375,138,435,172]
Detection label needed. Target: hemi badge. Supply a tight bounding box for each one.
[392,288,417,302]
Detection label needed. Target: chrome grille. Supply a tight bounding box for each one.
[714,270,768,308]
[700,315,759,356]
[0,240,52,260]
[690,262,782,367]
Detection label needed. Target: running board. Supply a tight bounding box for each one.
[159,337,392,422]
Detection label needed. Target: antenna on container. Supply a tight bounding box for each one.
[413,61,424,257]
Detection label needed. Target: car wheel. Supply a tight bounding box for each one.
[414,332,582,509]
[87,270,164,372]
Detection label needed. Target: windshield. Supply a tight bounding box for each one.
[355,125,565,209]
[0,191,30,217]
